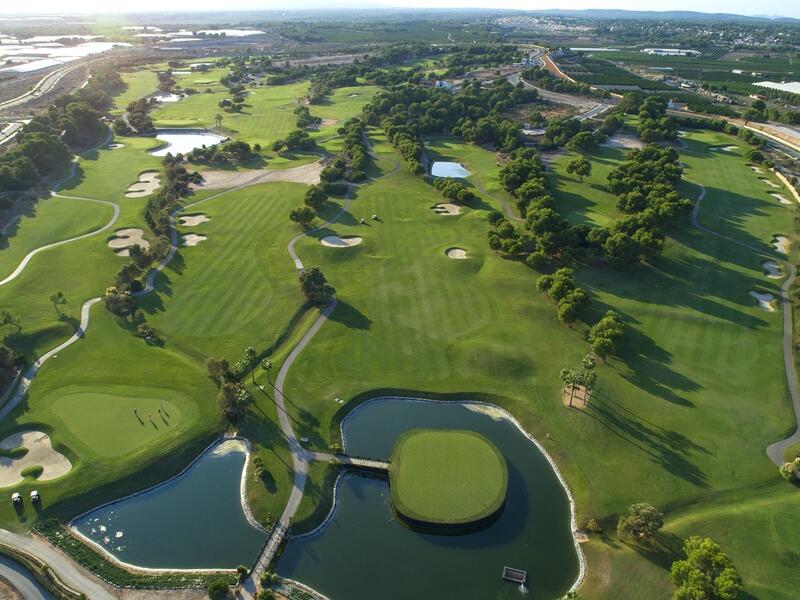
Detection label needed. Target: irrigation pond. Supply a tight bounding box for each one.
[72,439,264,570]
[277,397,580,600]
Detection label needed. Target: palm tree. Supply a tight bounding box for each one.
[49,291,66,319]
[560,368,577,407]
[244,346,257,384]
[260,358,273,383]
[215,113,223,128]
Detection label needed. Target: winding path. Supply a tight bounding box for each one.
[690,181,800,465]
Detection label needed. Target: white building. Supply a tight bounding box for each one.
[641,48,701,57]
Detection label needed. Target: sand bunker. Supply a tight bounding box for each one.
[750,165,765,173]
[770,192,793,205]
[714,145,739,153]
[677,130,689,137]
[603,134,643,149]
[749,290,776,311]
[124,172,161,198]
[432,203,461,215]
[761,178,780,189]
[108,228,150,257]
[0,430,72,488]
[106,143,124,150]
[445,247,468,259]
[181,234,207,247]
[772,235,790,254]
[193,161,323,190]
[763,261,782,279]
[320,235,362,248]
[178,214,210,226]
[347,93,360,97]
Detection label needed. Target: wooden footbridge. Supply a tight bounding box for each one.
[336,454,390,473]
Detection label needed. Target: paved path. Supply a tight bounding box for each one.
[0,530,115,600]
[690,181,800,465]
[0,553,55,600]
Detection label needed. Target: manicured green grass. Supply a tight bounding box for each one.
[389,429,507,525]
[279,133,795,597]
[151,81,310,149]
[111,69,159,115]
[308,85,380,139]
[0,197,113,281]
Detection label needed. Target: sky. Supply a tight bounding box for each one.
[2,0,798,19]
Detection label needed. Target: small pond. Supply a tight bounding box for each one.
[431,161,471,178]
[152,92,184,103]
[277,398,580,600]
[72,439,264,570]
[149,130,226,157]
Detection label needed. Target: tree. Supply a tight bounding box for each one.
[588,311,625,359]
[559,367,579,407]
[299,267,335,305]
[217,383,252,423]
[206,357,229,385]
[304,185,328,210]
[289,206,315,228]
[671,536,742,600]
[566,131,597,154]
[617,503,664,542]
[260,358,273,381]
[49,291,66,319]
[0,310,22,333]
[207,576,230,599]
[215,114,223,127]
[566,156,592,182]
[244,346,257,384]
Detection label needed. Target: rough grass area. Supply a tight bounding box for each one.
[389,429,507,526]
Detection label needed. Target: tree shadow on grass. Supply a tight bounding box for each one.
[328,300,371,330]
[581,396,710,488]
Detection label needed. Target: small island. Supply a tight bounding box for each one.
[389,429,508,533]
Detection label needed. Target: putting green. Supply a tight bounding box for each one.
[51,391,182,458]
[389,429,507,527]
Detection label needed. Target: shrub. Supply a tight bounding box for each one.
[585,518,602,533]
[207,576,230,599]
[617,503,663,542]
[236,565,248,582]
[21,465,44,479]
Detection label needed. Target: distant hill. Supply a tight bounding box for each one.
[513,8,798,23]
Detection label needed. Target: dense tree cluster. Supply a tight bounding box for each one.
[627,94,678,142]
[536,268,591,325]
[432,177,478,204]
[521,66,608,98]
[440,44,519,77]
[118,97,157,134]
[340,119,370,181]
[272,130,315,152]
[294,105,321,129]
[588,311,625,359]
[671,537,743,600]
[186,140,259,165]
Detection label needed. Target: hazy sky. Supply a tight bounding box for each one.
[3,0,799,18]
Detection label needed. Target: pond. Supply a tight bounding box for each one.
[152,92,184,103]
[431,161,471,178]
[149,130,226,157]
[71,438,265,570]
[277,398,581,600]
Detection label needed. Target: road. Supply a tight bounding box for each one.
[0,62,87,112]
[0,553,55,600]
[508,72,614,123]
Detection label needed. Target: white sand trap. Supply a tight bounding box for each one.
[348,93,360,97]
[749,290,776,311]
[181,233,207,247]
[178,214,210,226]
[772,235,790,254]
[193,161,323,190]
[714,145,739,152]
[770,192,792,205]
[320,235,362,248]
[750,165,765,173]
[106,143,124,150]
[677,130,689,137]
[108,228,150,257]
[761,178,780,189]
[603,134,643,149]
[124,171,161,198]
[445,247,468,259]
[763,261,782,279]
[432,203,461,215]
[0,430,72,488]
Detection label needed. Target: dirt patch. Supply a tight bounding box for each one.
[770,192,792,205]
[108,228,150,257]
[763,261,782,278]
[772,235,790,254]
[124,172,161,198]
[193,161,323,190]
[603,133,643,149]
[0,576,21,600]
[0,430,72,487]
[311,118,338,130]
[181,234,207,247]
[749,290,776,311]
[562,385,590,408]
[320,235,361,248]
[432,203,461,215]
[445,247,468,259]
[178,214,210,226]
